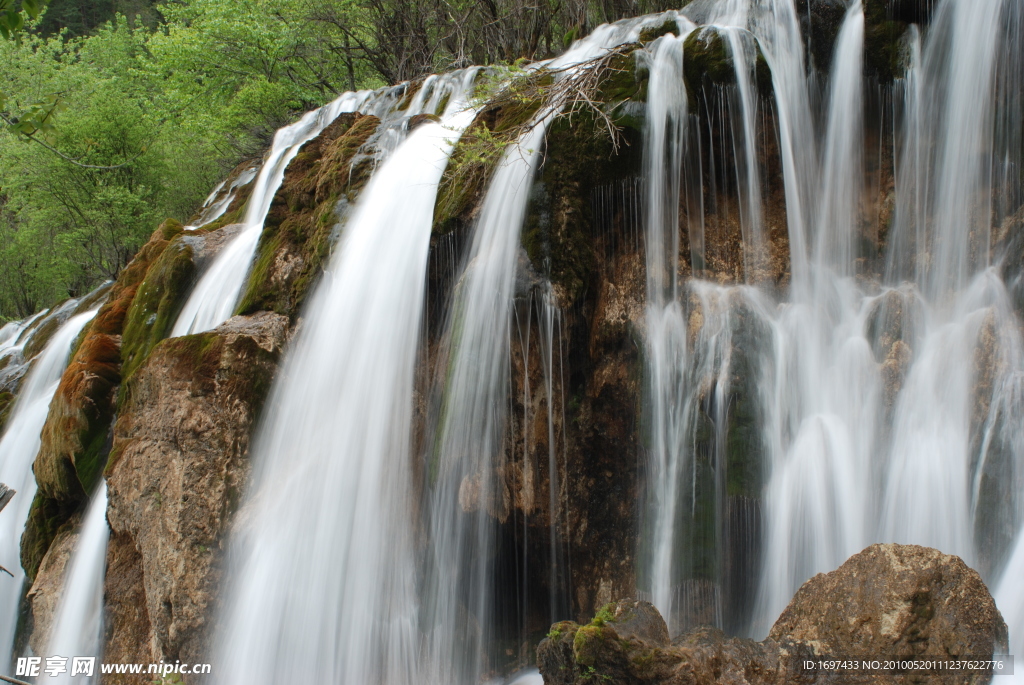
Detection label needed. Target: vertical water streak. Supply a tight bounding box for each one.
[424,115,551,685]
[38,483,109,685]
[996,532,1024,679]
[885,25,924,285]
[921,0,1008,299]
[172,91,371,336]
[644,33,690,305]
[214,75,478,685]
[0,308,98,668]
[538,285,567,623]
[813,0,864,279]
[750,0,818,288]
[639,24,725,633]
[722,27,767,278]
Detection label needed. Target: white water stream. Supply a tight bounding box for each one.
[37,482,108,685]
[214,71,478,685]
[172,91,373,336]
[0,309,97,668]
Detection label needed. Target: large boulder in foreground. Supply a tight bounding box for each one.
[538,544,1008,685]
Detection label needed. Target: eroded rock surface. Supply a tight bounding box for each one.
[538,544,1008,685]
[103,311,288,679]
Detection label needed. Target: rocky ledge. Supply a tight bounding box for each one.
[538,544,1008,685]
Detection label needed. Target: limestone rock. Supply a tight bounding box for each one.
[103,311,288,675]
[539,544,1008,685]
[770,543,1009,661]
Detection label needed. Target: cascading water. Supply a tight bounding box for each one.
[638,0,1024,644]
[0,310,48,361]
[422,19,656,681]
[171,90,373,336]
[214,70,479,685]
[37,482,109,685]
[184,166,259,231]
[0,308,98,668]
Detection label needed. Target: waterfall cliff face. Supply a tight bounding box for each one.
[4,0,1024,681]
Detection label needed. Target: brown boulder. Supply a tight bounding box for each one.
[770,543,1009,662]
[538,544,1008,685]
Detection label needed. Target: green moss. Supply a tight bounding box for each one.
[520,104,641,307]
[20,492,78,581]
[433,71,551,236]
[684,28,732,97]
[572,624,609,667]
[639,19,680,43]
[202,203,246,233]
[237,113,380,318]
[863,14,909,82]
[0,391,13,433]
[75,419,111,497]
[592,603,616,626]
[397,78,425,111]
[724,305,767,499]
[119,236,199,385]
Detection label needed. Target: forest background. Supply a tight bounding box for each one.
[0,0,676,319]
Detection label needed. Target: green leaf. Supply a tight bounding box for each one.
[21,0,39,20]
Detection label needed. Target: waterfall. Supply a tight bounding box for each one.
[214,71,478,685]
[638,0,1024,642]
[640,27,694,631]
[184,166,259,231]
[813,0,864,278]
[422,20,648,680]
[0,310,49,359]
[171,90,372,336]
[755,0,871,632]
[37,482,109,685]
[0,308,98,668]
[750,0,817,289]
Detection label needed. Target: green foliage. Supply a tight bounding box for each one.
[0,0,674,319]
[0,0,382,319]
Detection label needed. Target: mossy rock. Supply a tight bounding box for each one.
[433,71,552,236]
[572,623,613,667]
[20,492,80,582]
[236,113,381,318]
[0,390,13,433]
[598,47,648,116]
[520,105,642,307]
[107,325,281,476]
[120,236,199,383]
[27,218,185,578]
[863,0,909,82]
[639,19,680,44]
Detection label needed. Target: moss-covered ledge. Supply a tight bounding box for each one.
[236,112,381,319]
[22,218,186,581]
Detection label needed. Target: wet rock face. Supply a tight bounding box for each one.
[538,544,1009,685]
[103,312,288,675]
